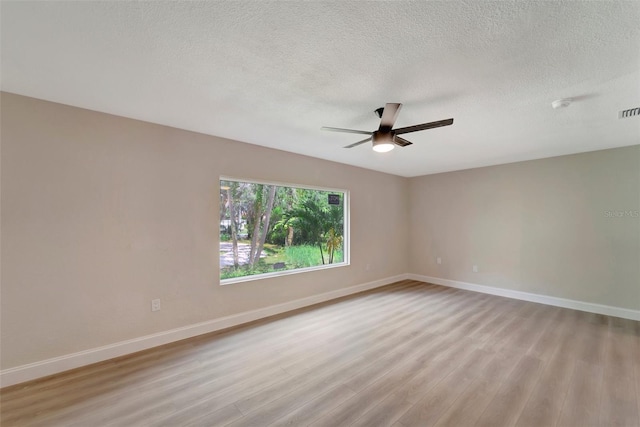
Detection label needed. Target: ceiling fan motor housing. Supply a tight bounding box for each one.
[372,131,395,152]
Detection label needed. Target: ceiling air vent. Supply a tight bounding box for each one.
[619,107,640,119]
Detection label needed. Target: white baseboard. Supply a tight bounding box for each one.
[408,273,640,322]
[0,274,408,388]
[4,272,636,388]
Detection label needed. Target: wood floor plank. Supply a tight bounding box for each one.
[308,384,389,427]
[156,401,244,426]
[228,381,348,427]
[514,347,574,427]
[432,376,501,427]
[477,347,525,384]
[557,360,603,427]
[599,321,640,427]
[280,311,424,377]
[474,355,544,427]
[341,329,437,393]
[1,281,638,427]
[480,310,545,354]
[268,384,356,427]
[391,336,480,404]
[525,308,569,362]
[306,332,453,426]
[397,348,495,427]
[308,335,454,427]
[350,392,413,427]
[236,317,436,418]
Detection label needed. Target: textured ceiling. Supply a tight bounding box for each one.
[2,1,639,177]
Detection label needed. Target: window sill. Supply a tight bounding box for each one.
[220,261,350,286]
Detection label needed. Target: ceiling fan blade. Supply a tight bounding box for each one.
[379,103,402,130]
[321,126,373,135]
[344,137,372,148]
[394,118,454,135]
[394,136,413,147]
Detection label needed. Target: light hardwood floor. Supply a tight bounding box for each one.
[1,280,639,426]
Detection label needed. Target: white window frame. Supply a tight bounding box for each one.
[219,176,350,285]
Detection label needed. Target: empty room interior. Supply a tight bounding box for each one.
[1,1,639,426]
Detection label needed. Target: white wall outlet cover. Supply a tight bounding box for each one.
[151,299,161,312]
[473,265,479,273]
[437,257,442,264]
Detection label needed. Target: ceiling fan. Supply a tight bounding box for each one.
[322,103,453,152]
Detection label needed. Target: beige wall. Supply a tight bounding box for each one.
[408,146,640,310]
[2,92,638,373]
[0,93,409,369]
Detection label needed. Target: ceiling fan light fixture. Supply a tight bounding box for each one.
[372,132,395,153]
[322,102,453,151]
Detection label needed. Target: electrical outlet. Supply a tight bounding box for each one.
[437,257,442,265]
[151,299,161,312]
[365,263,371,271]
[473,265,479,273]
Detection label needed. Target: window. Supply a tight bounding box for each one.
[220,178,349,283]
